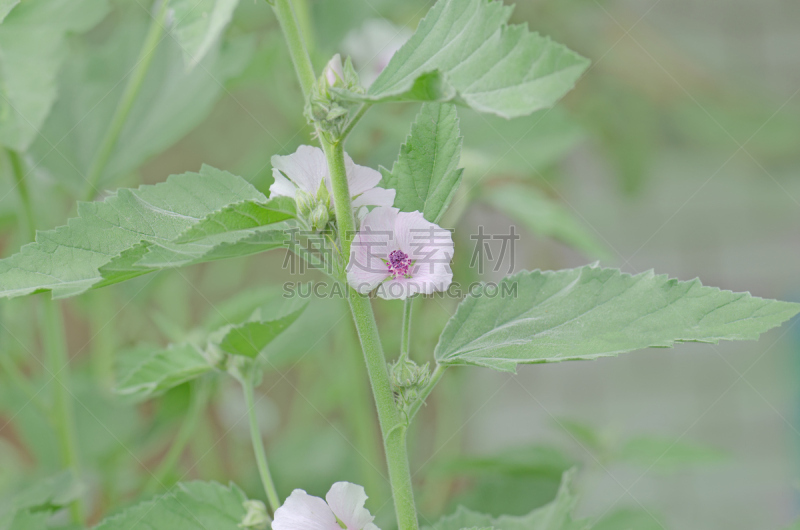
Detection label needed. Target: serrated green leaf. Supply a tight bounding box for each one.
[0,471,80,519]
[380,103,463,223]
[93,481,248,530]
[134,225,291,269]
[171,0,241,69]
[28,9,252,193]
[0,0,109,151]
[213,305,307,359]
[340,0,589,118]
[116,296,307,400]
[423,469,588,530]
[484,184,610,259]
[176,197,296,243]
[115,343,212,402]
[435,265,800,372]
[0,165,264,299]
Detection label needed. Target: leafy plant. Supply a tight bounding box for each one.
[0,0,796,529]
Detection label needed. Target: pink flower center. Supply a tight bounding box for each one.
[387,250,412,278]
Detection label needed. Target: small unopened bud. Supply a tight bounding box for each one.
[316,182,330,204]
[203,343,227,370]
[295,189,315,218]
[239,500,270,529]
[390,357,430,420]
[391,357,430,389]
[323,54,344,87]
[310,203,330,230]
[342,56,365,94]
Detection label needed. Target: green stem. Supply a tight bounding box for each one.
[348,293,418,530]
[408,364,446,421]
[269,3,420,526]
[88,289,117,392]
[144,379,212,494]
[41,299,84,524]
[2,152,47,416]
[322,141,357,256]
[341,104,372,141]
[291,0,315,56]
[7,150,36,242]
[242,372,281,513]
[400,298,413,360]
[82,0,169,201]
[270,0,316,99]
[7,149,83,524]
[338,322,386,502]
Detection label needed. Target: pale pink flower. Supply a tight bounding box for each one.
[272,482,379,530]
[347,207,454,300]
[270,145,395,211]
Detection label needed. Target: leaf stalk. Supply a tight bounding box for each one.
[82,0,170,201]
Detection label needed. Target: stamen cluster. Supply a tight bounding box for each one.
[387,250,411,278]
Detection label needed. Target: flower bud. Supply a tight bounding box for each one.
[203,343,227,370]
[239,500,271,529]
[342,56,365,94]
[316,181,330,204]
[323,54,344,87]
[295,189,315,218]
[390,357,430,396]
[310,203,330,231]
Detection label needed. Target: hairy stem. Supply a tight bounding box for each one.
[322,141,357,256]
[83,0,170,201]
[271,0,315,99]
[400,298,413,360]
[270,3,420,526]
[291,0,315,56]
[41,299,84,524]
[144,379,212,494]
[338,322,386,503]
[348,292,418,530]
[242,372,281,513]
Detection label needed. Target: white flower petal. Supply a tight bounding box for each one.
[359,206,398,234]
[375,277,421,300]
[270,169,299,198]
[344,154,383,197]
[346,207,397,293]
[325,482,375,530]
[272,145,329,196]
[273,489,340,530]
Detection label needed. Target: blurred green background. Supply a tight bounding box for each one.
[0,0,798,528]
